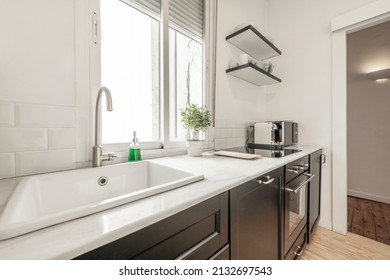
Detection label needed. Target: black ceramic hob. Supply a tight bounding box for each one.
[223,144,302,158]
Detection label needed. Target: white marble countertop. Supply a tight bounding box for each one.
[0,146,321,259]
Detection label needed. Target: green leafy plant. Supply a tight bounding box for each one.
[180,104,212,140]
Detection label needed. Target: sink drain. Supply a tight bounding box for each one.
[98,176,108,186]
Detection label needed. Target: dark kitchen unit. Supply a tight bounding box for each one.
[283,156,314,260]
[230,167,283,259]
[73,148,323,260]
[307,150,325,242]
[75,192,229,260]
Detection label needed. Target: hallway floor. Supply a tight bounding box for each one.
[347,196,390,245]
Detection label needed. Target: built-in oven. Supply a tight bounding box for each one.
[283,157,315,258]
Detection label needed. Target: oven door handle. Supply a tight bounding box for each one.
[285,173,315,194]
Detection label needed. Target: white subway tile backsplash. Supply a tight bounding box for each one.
[0,153,15,179]
[0,178,19,213]
[237,137,246,146]
[214,128,223,139]
[0,128,47,152]
[0,102,14,127]
[15,149,76,176]
[222,129,228,138]
[49,128,76,149]
[214,139,227,150]
[15,104,75,128]
[226,138,237,149]
[213,119,254,150]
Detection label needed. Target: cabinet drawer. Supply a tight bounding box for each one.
[75,192,229,260]
[285,155,309,183]
[210,244,230,260]
[284,226,307,260]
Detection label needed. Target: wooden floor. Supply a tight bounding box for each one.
[301,226,390,260]
[347,196,390,245]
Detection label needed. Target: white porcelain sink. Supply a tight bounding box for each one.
[0,161,203,240]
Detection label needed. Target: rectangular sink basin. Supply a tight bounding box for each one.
[0,161,203,240]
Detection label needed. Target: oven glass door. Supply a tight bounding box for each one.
[284,172,314,254]
[288,184,307,236]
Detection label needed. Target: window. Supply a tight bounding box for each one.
[100,0,160,144]
[169,28,203,140]
[98,0,208,150]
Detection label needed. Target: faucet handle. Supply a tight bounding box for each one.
[102,152,116,162]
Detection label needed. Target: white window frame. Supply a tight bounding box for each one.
[89,0,214,156]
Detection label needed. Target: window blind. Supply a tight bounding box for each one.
[169,0,204,39]
[120,0,204,39]
[120,0,161,18]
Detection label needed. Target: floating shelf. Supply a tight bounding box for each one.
[226,25,282,61]
[226,62,281,86]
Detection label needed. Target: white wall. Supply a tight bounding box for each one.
[347,21,390,203]
[0,0,270,209]
[0,0,77,180]
[266,0,378,230]
[214,0,269,149]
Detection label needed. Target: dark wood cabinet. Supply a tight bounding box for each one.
[307,150,323,242]
[230,167,283,260]
[74,192,229,260]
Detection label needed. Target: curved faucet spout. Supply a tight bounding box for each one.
[93,86,114,167]
[97,86,113,112]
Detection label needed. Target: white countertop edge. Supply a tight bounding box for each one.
[0,146,322,260]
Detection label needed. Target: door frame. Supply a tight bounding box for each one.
[331,0,390,234]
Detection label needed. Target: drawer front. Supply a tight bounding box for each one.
[284,226,307,260]
[210,244,230,260]
[75,192,229,260]
[285,155,309,183]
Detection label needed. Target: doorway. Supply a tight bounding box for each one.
[331,1,390,234]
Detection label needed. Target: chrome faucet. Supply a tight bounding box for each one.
[92,86,116,167]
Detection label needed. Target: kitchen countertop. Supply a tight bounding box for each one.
[0,146,322,259]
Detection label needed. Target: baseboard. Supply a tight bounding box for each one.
[347,189,390,204]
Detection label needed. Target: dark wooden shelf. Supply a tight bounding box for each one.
[226,25,281,61]
[226,62,281,86]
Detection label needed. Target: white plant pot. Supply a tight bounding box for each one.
[186,140,204,157]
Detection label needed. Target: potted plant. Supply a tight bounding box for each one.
[180,104,212,156]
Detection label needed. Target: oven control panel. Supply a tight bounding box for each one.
[285,155,309,183]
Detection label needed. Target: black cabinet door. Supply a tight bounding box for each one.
[74,192,229,260]
[230,167,283,260]
[307,150,323,242]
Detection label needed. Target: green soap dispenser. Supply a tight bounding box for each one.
[128,131,141,162]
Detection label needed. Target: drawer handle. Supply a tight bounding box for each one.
[294,245,304,256]
[287,168,299,174]
[285,173,315,194]
[175,232,219,260]
[257,176,275,185]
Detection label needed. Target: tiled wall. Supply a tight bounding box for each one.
[0,102,76,179]
[0,178,20,213]
[214,119,253,150]
[0,0,76,188]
